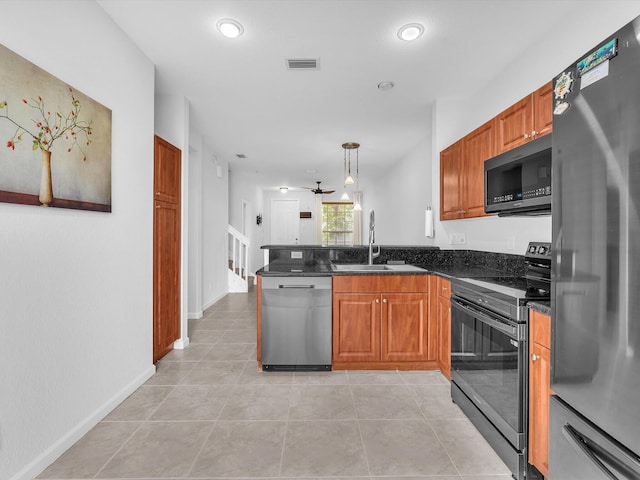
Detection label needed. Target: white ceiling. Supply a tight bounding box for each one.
[97,0,580,191]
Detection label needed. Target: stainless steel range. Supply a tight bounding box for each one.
[450,242,551,480]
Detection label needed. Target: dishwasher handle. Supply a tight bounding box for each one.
[279,284,315,289]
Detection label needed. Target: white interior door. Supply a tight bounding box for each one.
[271,199,300,245]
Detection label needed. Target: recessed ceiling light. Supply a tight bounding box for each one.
[217,19,244,39]
[377,81,395,91]
[397,23,424,41]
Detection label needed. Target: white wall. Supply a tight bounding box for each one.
[200,148,229,310]
[187,131,229,316]
[0,2,155,479]
[428,4,640,254]
[187,139,203,317]
[229,170,267,273]
[368,131,433,245]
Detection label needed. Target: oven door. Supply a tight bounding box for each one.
[450,295,527,449]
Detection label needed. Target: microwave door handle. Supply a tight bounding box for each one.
[451,298,517,339]
[562,424,620,480]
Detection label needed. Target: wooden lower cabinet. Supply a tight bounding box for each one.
[381,293,431,362]
[332,275,436,369]
[333,293,381,363]
[529,309,552,478]
[434,276,452,380]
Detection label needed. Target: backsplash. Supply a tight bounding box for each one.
[263,245,525,276]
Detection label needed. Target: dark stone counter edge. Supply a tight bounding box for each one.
[527,301,552,316]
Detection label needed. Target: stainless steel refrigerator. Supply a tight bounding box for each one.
[550,15,640,479]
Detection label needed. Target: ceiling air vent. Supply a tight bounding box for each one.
[286,58,319,70]
[236,154,246,159]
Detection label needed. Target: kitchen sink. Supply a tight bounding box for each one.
[330,263,427,273]
[331,264,391,271]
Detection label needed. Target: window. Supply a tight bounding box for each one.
[321,202,353,245]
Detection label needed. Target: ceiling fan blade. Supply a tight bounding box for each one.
[323,190,336,194]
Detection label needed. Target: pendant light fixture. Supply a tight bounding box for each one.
[341,142,362,211]
[342,142,359,186]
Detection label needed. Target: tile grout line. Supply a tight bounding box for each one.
[91,420,145,479]
[347,371,373,479]
[184,315,243,479]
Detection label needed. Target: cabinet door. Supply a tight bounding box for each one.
[333,293,381,362]
[529,340,551,478]
[462,120,496,218]
[437,294,451,380]
[440,141,463,220]
[530,310,551,349]
[496,95,533,153]
[533,82,553,139]
[381,293,432,362]
[153,200,181,361]
[154,135,181,204]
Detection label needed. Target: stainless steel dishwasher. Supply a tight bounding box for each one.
[261,276,332,371]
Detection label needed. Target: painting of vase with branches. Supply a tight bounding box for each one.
[0,43,111,212]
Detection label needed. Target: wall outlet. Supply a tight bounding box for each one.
[291,251,303,259]
[449,233,466,245]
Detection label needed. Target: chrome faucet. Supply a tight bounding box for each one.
[368,209,380,265]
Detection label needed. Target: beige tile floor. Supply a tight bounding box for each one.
[38,291,512,480]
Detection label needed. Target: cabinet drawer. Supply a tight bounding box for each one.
[332,274,428,293]
[530,309,551,348]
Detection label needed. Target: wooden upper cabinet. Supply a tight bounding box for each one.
[462,119,496,218]
[440,141,463,220]
[496,82,553,154]
[440,119,495,221]
[154,135,181,204]
[533,82,553,139]
[496,95,533,153]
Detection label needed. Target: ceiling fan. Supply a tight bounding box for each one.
[304,181,335,195]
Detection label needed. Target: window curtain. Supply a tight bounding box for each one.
[315,195,324,244]
[352,191,362,245]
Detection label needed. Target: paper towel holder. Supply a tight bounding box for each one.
[425,206,434,238]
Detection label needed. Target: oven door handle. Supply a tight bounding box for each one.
[450,297,519,339]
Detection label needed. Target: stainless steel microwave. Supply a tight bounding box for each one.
[484,135,552,216]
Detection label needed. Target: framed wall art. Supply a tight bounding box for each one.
[0,43,112,212]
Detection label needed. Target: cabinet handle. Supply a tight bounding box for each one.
[524,133,530,139]
[155,204,161,209]
[155,191,161,195]
[531,353,539,361]
[383,298,387,303]
[376,298,380,303]
[531,130,538,137]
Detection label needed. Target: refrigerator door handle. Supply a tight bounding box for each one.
[562,424,621,480]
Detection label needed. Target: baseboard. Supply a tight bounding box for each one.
[11,364,156,480]
[188,310,203,320]
[202,291,226,311]
[173,336,190,350]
